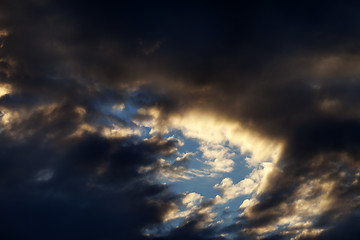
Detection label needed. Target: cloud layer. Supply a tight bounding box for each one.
[1,1,360,239]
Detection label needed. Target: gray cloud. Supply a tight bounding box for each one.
[2,1,360,239]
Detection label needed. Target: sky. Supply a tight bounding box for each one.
[1,1,360,239]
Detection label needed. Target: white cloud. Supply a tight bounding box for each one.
[200,143,235,172]
[164,192,205,222]
[214,163,273,204]
[182,192,203,208]
[102,124,142,138]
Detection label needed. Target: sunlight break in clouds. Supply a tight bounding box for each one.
[134,106,285,232]
[3,2,360,240]
[136,107,284,168]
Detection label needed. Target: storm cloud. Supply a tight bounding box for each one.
[1,1,360,239]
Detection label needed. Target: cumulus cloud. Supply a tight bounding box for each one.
[213,164,269,204]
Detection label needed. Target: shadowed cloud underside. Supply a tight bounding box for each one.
[1,1,360,240]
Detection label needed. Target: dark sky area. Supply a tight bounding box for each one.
[1,1,360,239]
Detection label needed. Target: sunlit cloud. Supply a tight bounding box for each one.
[0,83,12,97]
[136,107,284,168]
[214,163,273,204]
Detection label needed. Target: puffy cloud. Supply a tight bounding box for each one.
[183,192,203,208]
[214,163,273,205]
[163,192,205,222]
[200,144,235,173]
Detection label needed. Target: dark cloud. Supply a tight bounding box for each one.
[153,217,225,240]
[315,213,360,240]
[2,0,360,239]
[0,113,177,240]
[0,2,214,239]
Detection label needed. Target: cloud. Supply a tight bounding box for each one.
[135,107,283,168]
[0,87,184,239]
[2,1,360,239]
[213,164,270,204]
